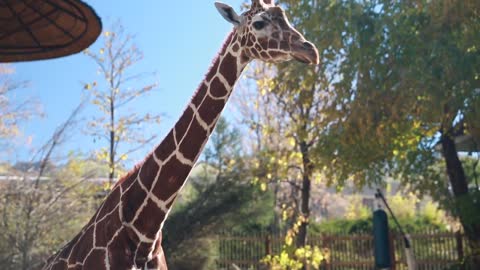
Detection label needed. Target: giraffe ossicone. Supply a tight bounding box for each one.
[43,1,318,269]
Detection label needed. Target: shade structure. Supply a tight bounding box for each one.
[0,0,102,62]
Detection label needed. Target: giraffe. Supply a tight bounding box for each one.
[43,1,319,269]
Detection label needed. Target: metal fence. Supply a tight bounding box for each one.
[216,231,470,270]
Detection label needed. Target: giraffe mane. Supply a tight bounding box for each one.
[188,31,235,104]
[114,156,147,188]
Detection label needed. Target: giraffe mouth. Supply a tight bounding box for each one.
[292,54,312,64]
[292,43,319,65]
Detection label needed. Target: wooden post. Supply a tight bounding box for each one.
[323,234,332,270]
[265,234,272,256]
[389,232,396,270]
[456,231,464,263]
[320,259,328,270]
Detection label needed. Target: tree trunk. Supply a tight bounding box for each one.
[109,98,115,184]
[441,133,480,266]
[296,142,312,249]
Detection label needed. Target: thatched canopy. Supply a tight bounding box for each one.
[0,0,101,62]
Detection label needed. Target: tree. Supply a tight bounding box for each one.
[84,23,160,184]
[0,104,101,270]
[0,64,39,152]
[240,0,480,266]
[234,60,333,270]
[235,0,337,250]
[295,0,480,264]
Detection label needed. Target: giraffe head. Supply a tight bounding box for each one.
[215,0,319,65]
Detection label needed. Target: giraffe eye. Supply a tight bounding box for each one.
[253,21,266,30]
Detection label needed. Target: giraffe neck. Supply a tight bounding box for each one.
[114,29,249,261]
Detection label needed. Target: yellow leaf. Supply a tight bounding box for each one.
[103,181,112,191]
[260,183,267,192]
[285,234,293,246]
[288,137,296,147]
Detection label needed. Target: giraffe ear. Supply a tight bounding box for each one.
[260,0,275,6]
[252,0,275,7]
[215,2,242,26]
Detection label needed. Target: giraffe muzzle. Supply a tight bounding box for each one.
[292,40,319,65]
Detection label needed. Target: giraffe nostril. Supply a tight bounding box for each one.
[303,42,314,50]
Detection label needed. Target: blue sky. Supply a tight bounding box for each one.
[10,0,244,164]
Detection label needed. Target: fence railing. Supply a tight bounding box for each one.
[216,231,469,270]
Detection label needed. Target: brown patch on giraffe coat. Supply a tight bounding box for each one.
[261,51,270,59]
[84,249,107,270]
[122,182,148,223]
[240,35,247,46]
[219,53,238,87]
[174,107,194,147]
[205,59,220,83]
[154,131,176,161]
[232,43,240,52]
[68,225,94,265]
[210,77,228,98]
[247,35,255,47]
[280,41,290,50]
[191,83,208,108]
[95,206,122,247]
[133,198,166,239]
[108,228,136,268]
[200,85,226,112]
[122,226,139,249]
[250,48,260,58]
[259,38,268,47]
[269,39,278,48]
[240,51,250,64]
[97,186,120,220]
[134,242,155,266]
[178,117,208,161]
[119,171,136,192]
[152,158,191,201]
[138,155,160,191]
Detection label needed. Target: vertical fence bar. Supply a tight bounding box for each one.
[389,232,396,270]
[265,234,271,257]
[456,231,464,262]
